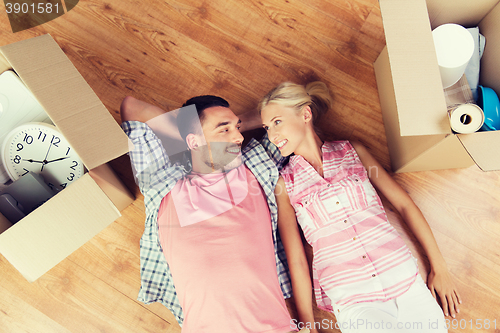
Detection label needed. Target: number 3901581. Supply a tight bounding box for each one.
[5,2,61,14]
[445,319,497,330]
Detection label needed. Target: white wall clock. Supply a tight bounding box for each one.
[1,122,84,192]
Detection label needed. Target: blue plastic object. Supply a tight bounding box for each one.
[478,85,500,131]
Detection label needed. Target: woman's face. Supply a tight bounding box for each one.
[261,103,311,157]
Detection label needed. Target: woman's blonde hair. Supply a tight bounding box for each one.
[258,81,332,135]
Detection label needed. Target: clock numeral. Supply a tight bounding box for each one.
[51,135,60,147]
[23,133,33,144]
[48,183,55,190]
[66,147,71,156]
[13,155,21,164]
[70,161,79,170]
[38,131,47,142]
[21,168,29,176]
[16,143,23,151]
[60,183,67,189]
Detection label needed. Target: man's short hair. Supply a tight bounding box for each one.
[177,95,230,141]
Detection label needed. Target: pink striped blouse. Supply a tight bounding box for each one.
[281,141,418,312]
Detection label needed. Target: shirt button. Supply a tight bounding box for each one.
[362,255,366,259]
[353,237,356,240]
[344,219,347,223]
[355,178,359,182]
[372,274,376,277]
[336,201,340,205]
[327,184,331,187]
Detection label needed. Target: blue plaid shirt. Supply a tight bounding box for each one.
[122,121,292,326]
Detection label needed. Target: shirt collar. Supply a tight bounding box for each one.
[288,141,330,169]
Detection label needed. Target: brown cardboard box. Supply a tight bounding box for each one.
[374,0,500,173]
[0,34,134,282]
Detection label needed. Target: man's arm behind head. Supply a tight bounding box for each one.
[120,96,167,123]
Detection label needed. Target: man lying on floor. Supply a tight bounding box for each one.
[120,95,309,333]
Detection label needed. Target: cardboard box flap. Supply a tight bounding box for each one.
[478,1,500,97]
[0,212,12,234]
[378,0,451,137]
[0,174,120,282]
[426,0,498,29]
[0,34,129,170]
[89,164,135,211]
[0,52,10,73]
[458,131,500,171]
[396,134,474,173]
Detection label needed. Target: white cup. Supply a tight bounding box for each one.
[432,23,475,88]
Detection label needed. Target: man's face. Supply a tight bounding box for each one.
[196,106,244,172]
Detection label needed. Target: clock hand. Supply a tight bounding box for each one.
[41,142,53,172]
[46,156,70,164]
[23,159,45,164]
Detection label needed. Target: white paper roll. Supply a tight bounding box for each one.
[448,104,484,134]
[433,24,475,88]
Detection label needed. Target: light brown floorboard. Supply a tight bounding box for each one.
[0,0,499,332]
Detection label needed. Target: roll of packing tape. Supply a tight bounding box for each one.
[448,104,484,134]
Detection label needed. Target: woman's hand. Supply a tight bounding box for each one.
[427,268,462,318]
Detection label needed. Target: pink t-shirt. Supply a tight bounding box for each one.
[158,164,292,333]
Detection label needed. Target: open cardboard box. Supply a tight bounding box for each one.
[374,0,500,173]
[0,34,134,282]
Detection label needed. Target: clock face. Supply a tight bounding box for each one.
[1,123,84,192]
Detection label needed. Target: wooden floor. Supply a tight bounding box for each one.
[1,0,499,332]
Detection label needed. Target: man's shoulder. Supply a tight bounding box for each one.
[242,138,267,158]
[242,138,280,185]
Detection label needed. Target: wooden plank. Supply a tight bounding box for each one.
[64,202,181,325]
[1,0,500,332]
[0,254,175,332]
[0,284,72,333]
[392,166,500,265]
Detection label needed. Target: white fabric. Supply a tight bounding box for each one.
[334,275,447,333]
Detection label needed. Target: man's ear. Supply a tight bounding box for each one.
[186,133,199,150]
[302,105,313,123]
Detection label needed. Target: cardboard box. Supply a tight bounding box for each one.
[374,0,500,173]
[0,34,134,282]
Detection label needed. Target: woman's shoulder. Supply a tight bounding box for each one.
[347,141,369,159]
[323,140,366,155]
[279,157,296,177]
[323,140,356,156]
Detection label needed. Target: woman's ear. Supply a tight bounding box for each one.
[302,105,313,123]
